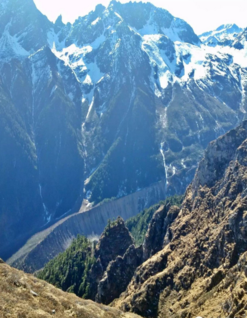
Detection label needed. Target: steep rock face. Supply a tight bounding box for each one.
[85,217,134,300]
[126,195,183,246]
[0,0,84,253]
[113,121,247,318]
[0,0,51,54]
[95,217,134,270]
[96,245,143,305]
[232,28,247,49]
[37,196,183,307]
[37,217,145,308]
[110,1,200,44]
[0,261,142,318]
[0,44,84,254]
[0,72,43,249]
[142,204,180,261]
[28,46,84,219]
[192,120,247,190]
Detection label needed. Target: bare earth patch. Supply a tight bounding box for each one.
[0,261,141,318]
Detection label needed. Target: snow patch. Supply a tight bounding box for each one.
[160,142,169,191]
[50,85,57,97]
[114,12,123,22]
[0,27,29,60]
[85,96,95,123]
[91,17,101,26]
[51,34,104,94]
[200,24,243,44]
[142,34,176,90]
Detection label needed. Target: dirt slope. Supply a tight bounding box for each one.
[0,260,141,318]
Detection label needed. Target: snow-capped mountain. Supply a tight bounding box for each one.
[0,0,51,54]
[200,24,243,47]
[232,28,247,49]
[0,0,247,258]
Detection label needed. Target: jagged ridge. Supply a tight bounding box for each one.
[1,0,247,265]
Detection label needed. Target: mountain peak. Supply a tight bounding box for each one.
[95,3,106,13]
[200,23,243,47]
[216,23,240,31]
[55,14,64,28]
[105,0,200,44]
[109,0,118,5]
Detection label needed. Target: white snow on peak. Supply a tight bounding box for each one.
[141,32,247,99]
[47,29,64,51]
[136,15,191,44]
[142,28,247,99]
[175,42,247,83]
[142,34,178,89]
[216,43,247,68]
[114,12,123,21]
[175,43,209,81]
[200,24,243,44]
[83,74,93,85]
[52,43,103,86]
[85,96,95,122]
[91,17,101,25]
[50,32,106,108]
[0,27,29,60]
[161,19,187,43]
[50,85,57,97]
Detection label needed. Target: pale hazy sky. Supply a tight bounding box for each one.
[34,0,247,35]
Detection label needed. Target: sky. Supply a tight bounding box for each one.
[34,0,247,35]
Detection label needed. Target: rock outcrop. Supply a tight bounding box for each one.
[84,217,137,301]
[112,120,247,318]
[96,244,143,305]
[95,217,134,270]
[37,201,182,307]
[0,261,142,318]
[31,121,247,317]
[142,204,180,261]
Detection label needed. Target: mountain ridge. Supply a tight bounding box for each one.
[113,120,247,317]
[36,121,247,318]
[1,0,247,261]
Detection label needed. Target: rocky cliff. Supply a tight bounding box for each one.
[32,121,247,318]
[112,120,247,318]
[23,121,247,318]
[0,259,142,318]
[37,217,144,306]
[83,217,137,302]
[96,244,143,305]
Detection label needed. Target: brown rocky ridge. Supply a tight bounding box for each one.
[83,217,138,302]
[110,120,247,318]
[0,259,142,318]
[26,120,247,318]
